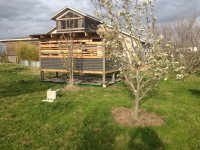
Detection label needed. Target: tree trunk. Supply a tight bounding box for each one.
[71,58,74,86]
[69,73,74,86]
[134,68,140,119]
[134,94,140,119]
[71,70,74,86]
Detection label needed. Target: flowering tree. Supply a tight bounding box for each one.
[60,33,75,86]
[157,15,200,75]
[93,0,174,119]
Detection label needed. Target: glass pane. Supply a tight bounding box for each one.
[58,19,85,30]
[61,20,66,29]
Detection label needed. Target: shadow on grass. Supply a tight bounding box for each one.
[76,115,116,150]
[188,89,200,97]
[0,79,60,98]
[128,127,165,150]
[0,64,64,98]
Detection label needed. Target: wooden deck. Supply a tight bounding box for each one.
[37,34,118,86]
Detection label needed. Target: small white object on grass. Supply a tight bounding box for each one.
[103,85,107,88]
[42,89,59,103]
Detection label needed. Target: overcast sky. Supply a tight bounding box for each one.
[0,0,199,40]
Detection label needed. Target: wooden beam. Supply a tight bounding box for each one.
[58,17,84,21]
[40,55,104,59]
[105,69,119,74]
[41,69,104,74]
[57,28,85,31]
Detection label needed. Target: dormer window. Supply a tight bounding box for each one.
[57,11,85,32]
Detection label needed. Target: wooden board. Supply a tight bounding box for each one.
[41,69,104,74]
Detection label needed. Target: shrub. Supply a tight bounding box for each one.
[16,42,39,61]
[0,51,7,62]
[29,45,39,61]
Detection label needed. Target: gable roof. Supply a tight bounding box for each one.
[45,26,57,34]
[0,37,38,42]
[50,6,100,22]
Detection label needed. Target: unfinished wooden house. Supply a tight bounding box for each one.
[30,6,118,86]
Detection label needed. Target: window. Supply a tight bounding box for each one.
[61,20,66,29]
[58,19,85,30]
[57,11,85,31]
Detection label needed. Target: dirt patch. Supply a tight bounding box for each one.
[112,107,164,127]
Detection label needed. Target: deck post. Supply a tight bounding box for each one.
[102,42,106,88]
[40,71,45,81]
[56,72,59,77]
[102,57,106,87]
[112,72,116,83]
[102,72,106,88]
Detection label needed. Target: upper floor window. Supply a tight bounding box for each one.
[57,11,85,31]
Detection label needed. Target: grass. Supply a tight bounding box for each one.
[0,64,200,150]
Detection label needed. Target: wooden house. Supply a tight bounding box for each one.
[0,38,39,63]
[30,6,119,87]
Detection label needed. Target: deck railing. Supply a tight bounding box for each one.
[40,40,104,58]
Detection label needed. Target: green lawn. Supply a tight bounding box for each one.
[0,64,200,150]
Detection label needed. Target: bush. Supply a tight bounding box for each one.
[0,51,7,62]
[17,42,39,61]
[29,44,39,61]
